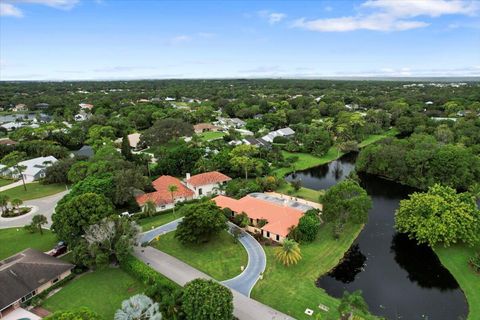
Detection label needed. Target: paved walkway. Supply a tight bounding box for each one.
[0,191,68,229]
[0,180,25,192]
[139,219,266,297]
[134,246,293,320]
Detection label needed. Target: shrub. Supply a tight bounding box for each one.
[120,255,178,290]
[183,279,233,320]
[233,212,249,227]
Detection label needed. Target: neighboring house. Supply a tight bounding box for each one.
[74,110,90,122]
[0,122,24,131]
[0,156,58,182]
[0,248,74,317]
[71,145,94,159]
[242,137,271,149]
[261,127,295,143]
[115,133,143,151]
[79,103,94,110]
[0,138,17,146]
[213,193,314,243]
[136,171,231,212]
[185,171,231,198]
[136,175,195,212]
[215,117,246,129]
[165,97,176,101]
[34,103,50,110]
[194,123,221,134]
[12,104,27,112]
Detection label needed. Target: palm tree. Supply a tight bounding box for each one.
[0,195,10,215]
[11,198,23,211]
[31,214,48,235]
[143,200,156,217]
[275,239,302,266]
[468,183,480,201]
[168,184,178,216]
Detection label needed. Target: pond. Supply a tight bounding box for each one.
[285,153,468,320]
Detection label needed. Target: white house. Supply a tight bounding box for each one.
[0,156,58,182]
[261,127,295,143]
[184,171,231,198]
[1,122,24,131]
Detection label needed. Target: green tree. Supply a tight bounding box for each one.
[275,239,302,266]
[141,118,193,146]
[52,193,115,245]
[294,210,321,242]
[1,151,28,191]
[395,184,480,247]
[175,201,227,244]
[321,179,372,235]
[11,198,23,210]
[338,290,370,317]
[0,194,10,215]
[30,214,48,235]
[143,200,157,217]
[168,184,178,216]
[45,307,102,320]
[114,294,162,320]
[121,133,134,161]
[182,279,233,320]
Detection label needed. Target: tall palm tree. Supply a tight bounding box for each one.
[0,195,9,215]
[168,184,178,216]
[143,200,156,217]
[275,239,302,266]
[31,214,47,235]
[11,198,23,211]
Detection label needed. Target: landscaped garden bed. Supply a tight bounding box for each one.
[1,206,32,217]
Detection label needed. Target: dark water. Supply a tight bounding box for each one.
[286,153,468,320]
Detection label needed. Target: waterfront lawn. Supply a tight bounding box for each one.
[42,268,145,319]
[137,210,184,231]
[152,230,248,281]
[0,182,65,201]
[0,228,57,260]
[251,222,378,320]
[275,184,324,203]
[435,244,480,320]
[198,131,226,141]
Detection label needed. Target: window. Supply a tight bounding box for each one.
[276,234,280,241]
[267,231,270,237]
[52,277,59,284]
[199,188,203,195]
[250,218,253,224]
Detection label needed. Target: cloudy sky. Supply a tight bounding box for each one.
[1,0,479,80]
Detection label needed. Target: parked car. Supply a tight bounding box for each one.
[49,241,67,257]
[120,211,133,218]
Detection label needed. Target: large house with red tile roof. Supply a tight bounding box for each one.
[212,193,314,243]
[136,171,231,212]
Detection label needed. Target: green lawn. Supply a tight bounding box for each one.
[251,223,378,320]
[0,228,57,260]
[136,210,184,231]
[42,268,145,319]
[197,131,226,141]
[435,244,480,320]
[152,230,248,281]
[275,184,325,203]
[0,178,16,187]
[0,182,66,201]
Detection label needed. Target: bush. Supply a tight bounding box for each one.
[120,254,178,290]
[273,136,288,144]
[294,210,321,242]
[233,212,249,227]
[183,279,233,320]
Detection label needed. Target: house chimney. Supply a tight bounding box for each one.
[186,173,191,180]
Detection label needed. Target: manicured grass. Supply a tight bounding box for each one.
[197,131,226,141]
[358,128,399,148]
[0,178,16,187]
[251,223,378,320]
[42,268,145,319]
[152,230,248,281]
[275,184,325,203]
[435,244,480,320]
[0,182,66,201]
[137,210,184,231]
[0,228,57,260]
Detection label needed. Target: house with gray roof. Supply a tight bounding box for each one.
[0,248,73,317]
[261,127,295,143]
[0,156,57,182]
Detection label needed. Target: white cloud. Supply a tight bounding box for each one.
[258,10,287,24]
[0,3,23,17]
[293,0,479,32]
[168,35,191,45]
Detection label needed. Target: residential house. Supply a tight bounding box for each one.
[213,193,314,243]
[79,103,94,110]
[0,156,58,182]
[0,248,73,318]
[261,127,295,143]
[165,97,176,101]
[215,117,246,129]
[194,123,221,134]
[12,104,27,112]
[115,133,144,151]
[74,110,90,122]
[71,145,94,159]
[184,171,231,198]
[242,137,271,149]
[0,122,24,131]
[34,103,50,110]
[136,171,231,212]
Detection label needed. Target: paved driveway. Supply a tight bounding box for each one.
[139,217,183,243]
[0,191,68,229]
[134,246,293,320]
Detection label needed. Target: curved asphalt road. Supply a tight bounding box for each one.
[140,218,266,297]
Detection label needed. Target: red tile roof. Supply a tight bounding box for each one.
[186,171,231,187]
[212,195,304,237]
[136,175,194,207]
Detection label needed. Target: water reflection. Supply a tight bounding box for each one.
[390,233,459,291]
[318,244,366,284]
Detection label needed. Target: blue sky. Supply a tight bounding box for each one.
[1,0,479,80]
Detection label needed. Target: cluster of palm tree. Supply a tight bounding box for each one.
[275,239,302,266]
[0,194,23,216]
